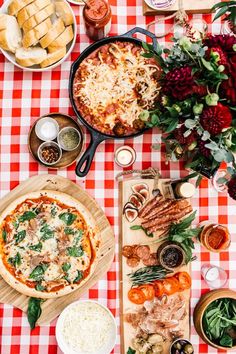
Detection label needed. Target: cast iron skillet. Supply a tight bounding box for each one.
[69,27,158,177]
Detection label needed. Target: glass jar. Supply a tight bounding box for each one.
[199,223,231,252]
[83,0,112,41]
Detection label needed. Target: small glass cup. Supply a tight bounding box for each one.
[201,264,228,289]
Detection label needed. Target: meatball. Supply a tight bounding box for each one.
[113,122,126,136]
[133,119,145,131]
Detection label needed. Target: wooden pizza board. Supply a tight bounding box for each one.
[119,178,191,354]
[143,0,218,15]
[0,174,115,325]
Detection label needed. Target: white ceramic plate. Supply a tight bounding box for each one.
[66,0,83,6]
[144,0,176,10]
[56,300,117,354]
[0,0,77,71]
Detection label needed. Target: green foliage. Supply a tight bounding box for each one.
[14,230,26,244]
[203,298,236,347]
[59,212,77,226]
[8,252,21,267]
[19,211,36,222]
[29,242,42,252]
[29,264,48,281]
[67,246,84,257]
[130,225,153,238]
[167,212,201,264]
[27,298,42,330]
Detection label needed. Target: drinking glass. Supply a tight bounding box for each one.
[201,264,228,289]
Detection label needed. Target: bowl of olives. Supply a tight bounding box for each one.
[170,339,194,354]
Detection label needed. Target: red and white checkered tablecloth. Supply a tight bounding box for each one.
[0,0,235,353]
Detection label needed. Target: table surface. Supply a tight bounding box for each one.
[0,1,235,353]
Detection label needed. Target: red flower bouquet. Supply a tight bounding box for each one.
[140,34,236,199]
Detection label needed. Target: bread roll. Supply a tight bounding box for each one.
[39,18,65,48]
[8,0,34,16]
[55,1,74,26]
[22,17,52,47]
[40,46,66,67]
[15,46,47,66]
[22,3,54,32]
[0,14,22,53]
[17,0,51,27]
[48,25,73,52]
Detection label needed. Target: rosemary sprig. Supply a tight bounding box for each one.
[128,265,172,286]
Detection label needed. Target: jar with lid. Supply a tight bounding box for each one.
[83,0,112,41]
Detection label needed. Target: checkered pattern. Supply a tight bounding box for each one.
[0,0,234,353]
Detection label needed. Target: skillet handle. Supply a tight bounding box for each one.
[76,132,105,177]
[121,27,158,52]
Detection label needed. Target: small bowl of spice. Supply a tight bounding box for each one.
[199,222,230,253]
[38,141,62,166]
[35,117,60,141]
[58,127,81,151]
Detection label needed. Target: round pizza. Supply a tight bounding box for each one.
[0,190,100,298]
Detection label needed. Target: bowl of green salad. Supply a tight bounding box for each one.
[194,289,236,350]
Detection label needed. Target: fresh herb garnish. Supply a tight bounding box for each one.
[64,227,76,235]
[2,229,7,243]
[29,264,48,281]
[8,252,21,267]
[14,230,26,244]
[19,211,36,223]
[12,220,19,230]
[167,211,201,264]
[27,297,42,330]
[67,246,84,257]
[51,205,57,217]
[29,242,43,252]
[130,225,154,238]
[203,298,236,348]
[40,224,54,241]
[74,270,83,283]
[35,283,46,292]
[127,348,136,354]
[62,263,71,272]
[59,212,77,226]
[128,265,172,286]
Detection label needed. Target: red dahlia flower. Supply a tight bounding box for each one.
[204,35,236,53]
[198,140,211,158]
[200,103,232,136]
[173,125,197,146]
[206,46,228,66]
[163,66,194,100]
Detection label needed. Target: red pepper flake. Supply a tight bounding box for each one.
[41,146,60,164]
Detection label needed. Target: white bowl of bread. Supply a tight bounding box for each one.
[0,0,77,71]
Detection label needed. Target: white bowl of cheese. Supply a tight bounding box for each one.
[56,300,117,354]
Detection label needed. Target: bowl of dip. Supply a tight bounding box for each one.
[199,222,230,252]
[56,300,117,354]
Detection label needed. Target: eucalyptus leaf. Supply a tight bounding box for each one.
[202,131,211,141]
[185,119,196,129]
[201,57,214,71]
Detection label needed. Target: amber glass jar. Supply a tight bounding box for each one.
[83,0,112,41]
[199,223,231,252]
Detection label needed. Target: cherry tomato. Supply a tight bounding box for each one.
[128,288,146,304]
[162,277,179,295]
[138,284,155,301]
[153,280,164,297]
[175,271,192,291]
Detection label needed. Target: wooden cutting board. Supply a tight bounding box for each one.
[0,174,115,325]
[119,178,191,354]
[143,0,218,15]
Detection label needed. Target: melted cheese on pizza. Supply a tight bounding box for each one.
[73,41,161,136]
[0,196,95,293]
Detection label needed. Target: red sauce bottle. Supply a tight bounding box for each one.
[83,0,112,41]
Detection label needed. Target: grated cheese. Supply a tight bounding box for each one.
[61,302,115,353]
[74,42,160,130]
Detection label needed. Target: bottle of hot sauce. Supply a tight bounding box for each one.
[83,0,112,41]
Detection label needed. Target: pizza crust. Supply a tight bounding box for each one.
[0,190,100,298]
